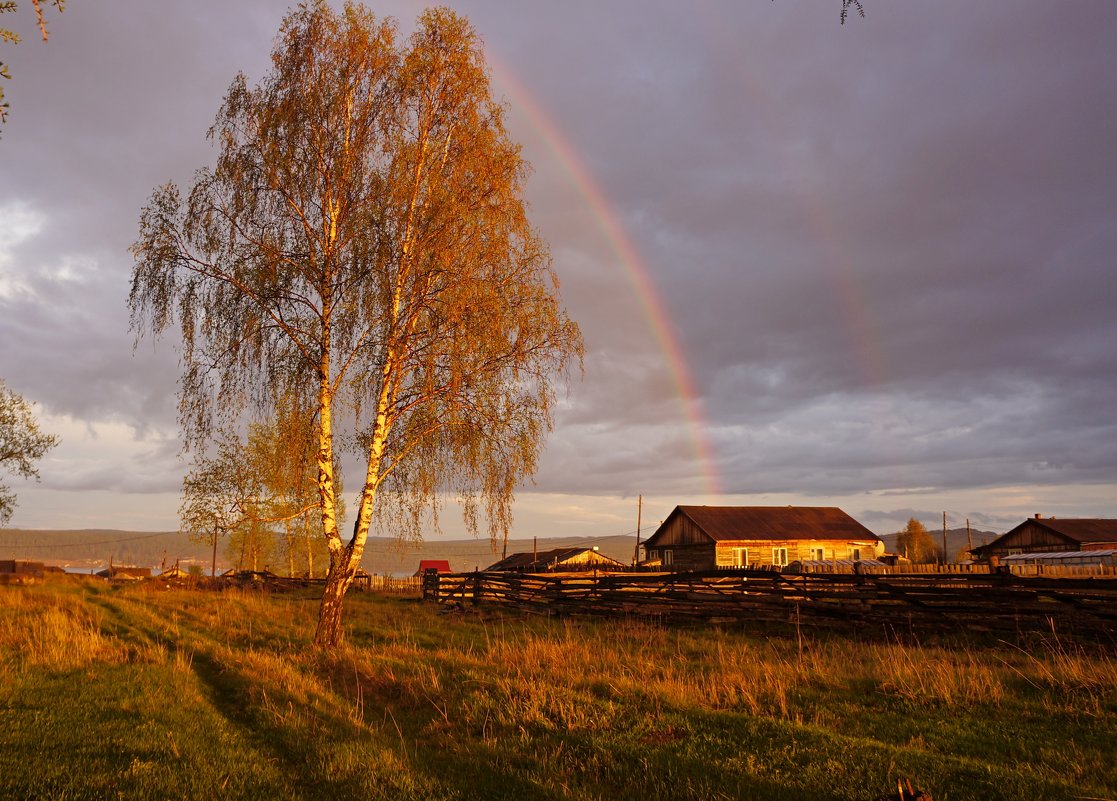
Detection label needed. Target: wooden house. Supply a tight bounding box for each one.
[641,506,883,571]
[486,547,625,573]
[971,515,1117,560]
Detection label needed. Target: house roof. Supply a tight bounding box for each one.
[973,518,1117,554]
[1025,518,1117,543]
[416,559,451,574]
[646,506,881,546]
[486,547,623,572]
[96,566,151,579]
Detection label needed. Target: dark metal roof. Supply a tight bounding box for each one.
[648,506,880,545]
[972,518,1117,554]
[1030,518,1117,543]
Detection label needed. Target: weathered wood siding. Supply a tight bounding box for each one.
[558,551,625,568]
[646,543,715,571]
[985,521,1074,556]
[646,514,715,546]
[714,540,881,568]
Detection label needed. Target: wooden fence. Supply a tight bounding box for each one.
[423,569,1117,637]
[771,562,1117,578]
[216,572,422,594]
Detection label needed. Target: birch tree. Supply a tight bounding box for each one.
[0,378,58,525]
[0,0,65,127]
[130,2,582,647]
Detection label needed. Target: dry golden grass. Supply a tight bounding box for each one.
[2,579,1115,801]
[0,583,155,670]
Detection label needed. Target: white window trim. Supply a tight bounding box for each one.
[772,547,788,567]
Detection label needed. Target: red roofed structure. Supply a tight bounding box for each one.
[415,559,452,576]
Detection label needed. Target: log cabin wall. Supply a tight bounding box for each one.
[714,540,879,568]
[985,521,1074,556]
[646,514,714,546]
[648,543,715,571]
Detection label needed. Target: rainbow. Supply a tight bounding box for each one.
[490,64,723,497]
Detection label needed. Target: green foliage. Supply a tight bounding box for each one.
[180,410,329,577]
[0,378,58,525]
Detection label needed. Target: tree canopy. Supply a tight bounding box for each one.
[896,517,937,564]
[0,378,58,525]
[180,408,328,578]
[130,1,582,647]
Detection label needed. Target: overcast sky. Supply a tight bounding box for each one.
[1,0,1115,540]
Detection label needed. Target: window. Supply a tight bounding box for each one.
[809,547,825,561]
[662,549,674,566]
[772,547,789,567]
[851,548,862,561]
[732,547,749,567]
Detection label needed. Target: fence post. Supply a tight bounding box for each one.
[472,571,483,606]
[421,567,441,602]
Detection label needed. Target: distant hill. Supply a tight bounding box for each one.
[879,526,999,560]
[0,528,638,575]
[3,524,1001,572]
[0,529,196,569]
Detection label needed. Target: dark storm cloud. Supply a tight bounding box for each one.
[1,0,1114,526]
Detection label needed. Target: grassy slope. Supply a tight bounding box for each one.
[1,577,1115,800]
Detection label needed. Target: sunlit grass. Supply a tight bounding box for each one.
[1,577,1114,800]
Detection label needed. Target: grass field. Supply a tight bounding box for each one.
[1,577,1115,800]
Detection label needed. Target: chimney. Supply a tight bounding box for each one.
[1034,513,1042,519]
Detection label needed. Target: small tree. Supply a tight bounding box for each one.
[0,378,58,526]
[179,426,259,577]
[180,412,328,577]
[131,2,582,647]
[896,518,937,564]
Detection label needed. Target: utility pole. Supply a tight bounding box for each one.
[942,511,948,564]
[533,535,537,568]
[632,494,643,566]
[211,523,219,578]
[966,518,973,555]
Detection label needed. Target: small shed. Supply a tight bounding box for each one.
[642,506,883,571]
[0,560,45,585]
[971,515,1117,560]
[96,566,152,580]
[0,560,45,576]
[486,547,625,573]
[414,559,452,576]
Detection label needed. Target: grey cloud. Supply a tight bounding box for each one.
[2,0,1115,529]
